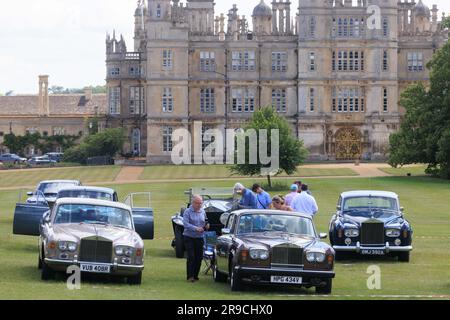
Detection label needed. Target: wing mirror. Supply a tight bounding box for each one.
[336,205,342,211]
[221,228,231,235]
[43,213,51,224]
[319,233,328,239]
[400,207,405,213]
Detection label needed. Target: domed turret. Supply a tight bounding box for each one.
[252,0,273,35]
[414,0,431,18]
[252,0,272,17]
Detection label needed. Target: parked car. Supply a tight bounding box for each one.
[0,153,27,164]
[171,187,238,258]
[26,180,82,205]
[33,198,152,284]
[213,210,335,294]
[28,155,57,166]
[46,152,64,163]
[329,191,413,262]
[57,186,119,202]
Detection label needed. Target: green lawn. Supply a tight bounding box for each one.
[0,166,121,189]
[379,165,428,177]
[139,165,358,180]
[1,171,449,300]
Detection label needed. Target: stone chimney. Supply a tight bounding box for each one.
[38,75,50,116]
[84,88,93,101]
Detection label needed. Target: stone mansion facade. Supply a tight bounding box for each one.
[106,0,448,162]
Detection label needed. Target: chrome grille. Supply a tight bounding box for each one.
[80,239,112,263]
[361,221,384,245]
[272,246,303,266]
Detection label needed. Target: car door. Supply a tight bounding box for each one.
[216,214,236,274]
[13,191,49,236]
[124,193,154,240]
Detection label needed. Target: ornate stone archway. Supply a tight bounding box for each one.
[335,127,362,160]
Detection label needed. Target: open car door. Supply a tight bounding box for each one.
[13,190,49,236]
[124,192,154,240]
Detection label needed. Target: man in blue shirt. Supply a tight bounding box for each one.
[234,183,258,209]
[183,195,209,282]
[252,183,272,210]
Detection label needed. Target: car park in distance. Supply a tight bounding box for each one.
[213,210,335,294]
[171,187,237,258]
[36,198,150,284]
[28,155,57,166]
[329,190,413,262]
[45,152,64,162]
[0,153,27,164]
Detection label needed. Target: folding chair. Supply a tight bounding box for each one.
[202,231,218,275]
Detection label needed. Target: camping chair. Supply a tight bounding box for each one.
[203,231,218,275]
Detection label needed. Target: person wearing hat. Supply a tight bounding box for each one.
[285,184,300,207]
[234,183,258,209]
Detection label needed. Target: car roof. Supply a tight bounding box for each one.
[55,198,131,211]
[231,209,313,220]
[57,186,115,194]
[39,180,81,184]
[341,190,399,199]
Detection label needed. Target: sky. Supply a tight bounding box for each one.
[0,0,449,94]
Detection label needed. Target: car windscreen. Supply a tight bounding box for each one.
[58,190,113,201]
[38,182,79,196]
[54,204,132,229]
[343,196,399,217]
[237,214,316,237]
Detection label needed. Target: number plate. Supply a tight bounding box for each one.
[271,276,302,284]
[361,249,385,256]
[80,263,111,274]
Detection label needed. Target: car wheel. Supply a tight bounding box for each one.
[230,265,242,292]
[315,279,332,295]
[127,271,142,285]
[213,263,228,283]
[398,251,410,263]
[41,259,55,281]
[175,227,185,259]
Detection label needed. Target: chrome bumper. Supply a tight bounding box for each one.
[44,258,144,275]
[333,241,413,253]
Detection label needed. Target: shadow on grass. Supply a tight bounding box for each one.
[336,253,403,264]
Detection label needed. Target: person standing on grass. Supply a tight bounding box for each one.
[291,184,319,216]
[285,184,300,207]
[183,195,210,283]
[252,183,272,210]
[234,183,258,209]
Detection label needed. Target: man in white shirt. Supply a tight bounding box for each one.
[291,184,318,216]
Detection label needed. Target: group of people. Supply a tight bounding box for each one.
[233,181,319,216]
[181,180,319,283]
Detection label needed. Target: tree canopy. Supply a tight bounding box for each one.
[230,106,309,186]
[389,37,450,178]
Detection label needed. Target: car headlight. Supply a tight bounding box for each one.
[344,228,359,237]
[386,229,401,237]
[58,241,77,252]
[115,246,134,257]
[306,250,326,263]
[249,249,269,260]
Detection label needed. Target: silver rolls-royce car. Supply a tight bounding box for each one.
[36,198,151,284]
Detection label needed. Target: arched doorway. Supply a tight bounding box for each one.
[132,128,141,156]
[335,127,362,160]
